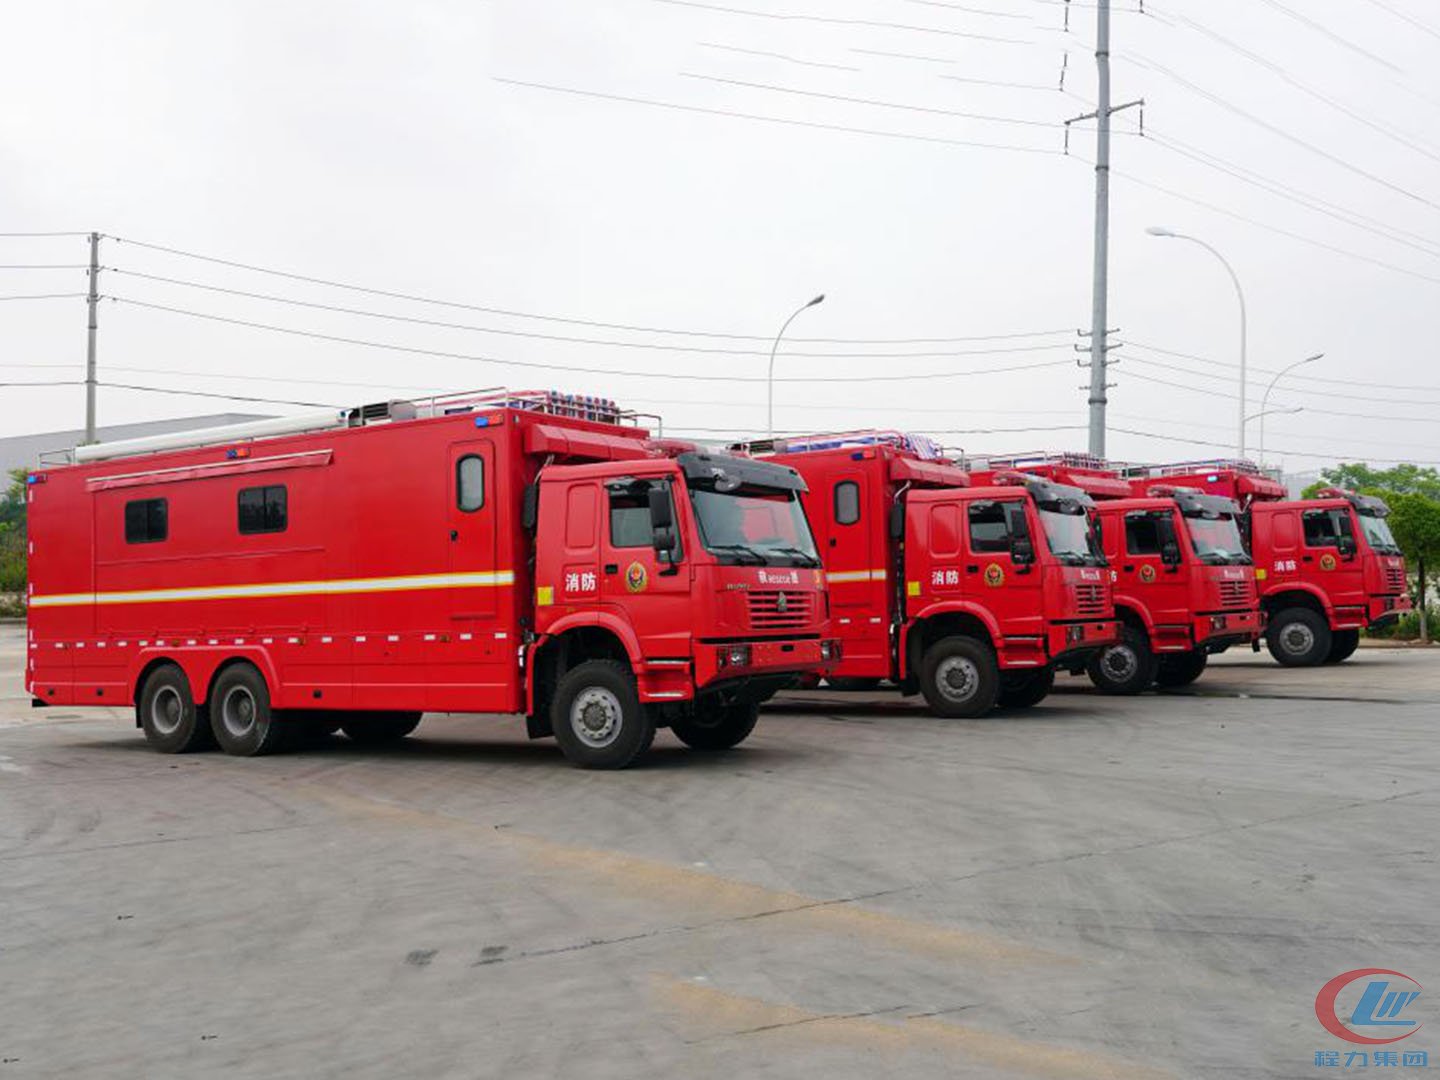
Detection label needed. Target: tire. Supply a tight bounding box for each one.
[138,663,214,753]
[919,635,999,718]
[826,677,882,692]
[209,663,287,757]
[1324,628,1360,664]
[340,712,422,745]
[1087,625,1157,695]
[550,660,654,769]
[996,666,1055,709]
[1155,649,1208,688]
[1266,607,1332,667]
[670,701,759,751]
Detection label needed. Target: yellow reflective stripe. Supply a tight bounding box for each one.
[28,570,515,609]
[825,569,887,583]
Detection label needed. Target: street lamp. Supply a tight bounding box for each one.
[1146,226,1248,458]
[1253,352,1323,465]
[768,293,825,441]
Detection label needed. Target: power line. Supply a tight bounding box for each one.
[0,381,82,389]
[495,76,1064,156]
[101,382,338,408]
[1357,0,1440,42]
[0,293,87,302]
[900,0,1031,19]
[0,264,90,271]
[654,0,1033,43]
[680,71,1061,129]
[107,295,1080,384]
[1249,0,1403,73]
[1118,367,1440,424]
[1110,425,1440,466]
[1123,340,1440,392]
[0,231,90,238]
[108,268,1073,359]
[696,42,860,72]
[1121,355,1440,407]
[108,236,1067,345]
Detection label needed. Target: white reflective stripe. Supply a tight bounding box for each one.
[825,569,887,583]
[29,570,516,609]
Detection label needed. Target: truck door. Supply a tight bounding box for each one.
[599,479,692,659]
[964,497,1043,639]
[826,471,885,671]
[448,441,499,618]
[1122,509,1186,629]
[1302,506,1363,608]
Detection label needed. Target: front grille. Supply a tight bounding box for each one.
[1074,583,1107,617]
[1385,565,1406,592]
[1219,579,1254,609]
[747,590,814,632]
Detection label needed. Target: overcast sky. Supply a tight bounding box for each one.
[3,0,1438,475]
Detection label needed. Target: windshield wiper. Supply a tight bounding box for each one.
[706,543,767,565]
[767,545,820,567]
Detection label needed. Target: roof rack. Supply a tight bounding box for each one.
[1145,458,1264,477]
[60,387,652,465]
[968,450,1109,472]
[738,429,945,461]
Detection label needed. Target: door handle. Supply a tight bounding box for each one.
[966,565,979,573]
[604,563,619,575]
[1123,564,1135,572]
[828,538,837,547]
[1302,555,1314,562]
[450,529,459,541]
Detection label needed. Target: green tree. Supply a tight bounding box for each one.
[1302,463,1440,500]
[0,469,26,600]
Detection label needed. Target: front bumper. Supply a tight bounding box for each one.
[1367,593,1412,629]
[1194,609,1263,650]
[1046,619,1120,667]
[691,637,841,693]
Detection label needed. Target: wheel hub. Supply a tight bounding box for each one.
[221,687,257,738]
[1103,645,1138,681]
[935,656,979,703]
[571,688,622,748]
[150,687,183,736]
[1281,623,1314,655]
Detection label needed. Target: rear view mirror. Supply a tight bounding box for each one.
[889,502,905,541]
[520,483,539,532]
[647,486,673,530]
[648,485,681,569]
[1011,536,1034,565]
[1337,535,1357,559]
[1161,540,1182,567]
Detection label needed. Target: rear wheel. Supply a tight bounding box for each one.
[1087,625,1157,695]
[340,712,422,745]
[138,664,213,753]
[1324,628,1360,664]
[670,700,759,750]
[1266,607,1331,667]
[1155,649,1208,688]
[919,636,999,718]
[210,664,287,756]
[996,667,1055,709]
[551,660,654,769]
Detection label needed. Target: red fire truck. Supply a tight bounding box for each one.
[24,390,837,768]
[746,433,1117,717]
[971,454,1262,693]
[1126,460,1411,666]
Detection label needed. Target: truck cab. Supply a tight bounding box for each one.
[756,433,1117,717]
[1130,461,1412,666]
[1088,488,1262,693]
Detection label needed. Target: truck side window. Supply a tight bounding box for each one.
[1125,513,1161,556]
[238,485,287,534]
[834,481,860,525]
[456,455,485,512]
[609,491,652,548]
[967,502,1010,553]
[124,498,168,544]
[1302,509,1351,548]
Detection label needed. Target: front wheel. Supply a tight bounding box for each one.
[1324,628,1360,664]
[550,660,654,769]
[1155,649,1208,688]
[670,701,759,751]
[919,636,999,718]
[1087,626,1157,695]
[996,667,1055,709]
[1266,607,1332,667]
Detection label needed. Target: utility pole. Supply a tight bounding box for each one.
[84,231,100,445]
[1067,1,1141,459]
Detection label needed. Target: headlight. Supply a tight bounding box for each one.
[1210,615,1227,631]
[717,644,751,668]
[1066,625,1085,644]
[820,640,834,660]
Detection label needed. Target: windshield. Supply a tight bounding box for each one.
[688,484,820,567]
[1186,513,1250,564]
[1358,511,1400,554]
[1039,507,1105,567]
